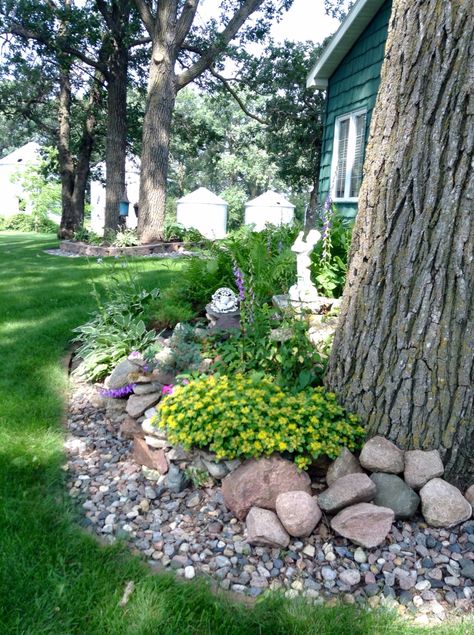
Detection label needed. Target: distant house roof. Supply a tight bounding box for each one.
[307,0,387,89]
[0,142,41,166]
[245,191,295,209]
[177,187,227,205]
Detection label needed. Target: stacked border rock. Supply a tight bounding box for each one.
[221,437,472,551]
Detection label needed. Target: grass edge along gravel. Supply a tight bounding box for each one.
[0,231,472,635]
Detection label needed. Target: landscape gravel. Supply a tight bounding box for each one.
[64,376,474,621]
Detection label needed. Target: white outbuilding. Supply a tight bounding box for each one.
[0,142,41,217]
[176,187,228,239]
[90,155,140,234]
[244,190,295,231]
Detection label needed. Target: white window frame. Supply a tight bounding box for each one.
[330,108,367,202]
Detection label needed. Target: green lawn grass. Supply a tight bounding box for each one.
[0,232,471,634]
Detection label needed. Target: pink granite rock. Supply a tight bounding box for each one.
[221,456,312,520]
[420,478,472,528]
[246,507,290,548]
[326,448,365,486]
[318,473,376,513]
[133,437,168,474]
[330,502,395,548]
[275,491,322,537]
[359,436,404,474]
[404,450,444,490]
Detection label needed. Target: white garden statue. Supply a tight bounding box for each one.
[289,229,321,310]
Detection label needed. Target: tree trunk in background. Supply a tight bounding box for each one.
[103,44,129,233]
[137,42,176,243]
[57,62,78,238]
[326,0,473,487]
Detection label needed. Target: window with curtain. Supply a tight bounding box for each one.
[332,110,367,200]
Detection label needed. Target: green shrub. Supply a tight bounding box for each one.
[156,373,364,470]
[207,306,327,392]
[311,210,353,298]
[72,259,160,380]
[0,212,58,233]
[113,228,139,247]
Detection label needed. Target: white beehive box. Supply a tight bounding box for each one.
[176,187,227,239]
[244,190,295,231]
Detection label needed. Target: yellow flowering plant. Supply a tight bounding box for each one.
[154,373,365,469]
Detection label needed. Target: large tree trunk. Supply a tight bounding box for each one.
[103,44,129,233]
[326,0,473,487]
[137,42,176,243]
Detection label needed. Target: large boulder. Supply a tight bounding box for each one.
[359,436,404,474]
[246,507,290,548]
[370,473,420,519]
[465,485,474,509]
[318,473,376,513]
[105,359,140,389]
[275,491,322,537]
[126,393,161,418]
[221,456,312,520]
[326,448,365,486]
[419,478,472,528]
[330,503,395,548]
[404,450,444,490]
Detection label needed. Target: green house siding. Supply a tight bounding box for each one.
[318,0,392,219]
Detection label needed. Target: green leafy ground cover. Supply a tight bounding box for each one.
[0,232,471,634]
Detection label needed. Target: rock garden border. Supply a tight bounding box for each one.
[64,357,474,626]
[59,240,204,258]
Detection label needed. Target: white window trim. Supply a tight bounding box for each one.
[330,108,367,202]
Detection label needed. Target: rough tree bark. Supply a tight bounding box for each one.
[103,45,129,232]
[57,61,77,238]
[326,0,473,487]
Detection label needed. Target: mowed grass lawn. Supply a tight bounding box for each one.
[0,232,472,635]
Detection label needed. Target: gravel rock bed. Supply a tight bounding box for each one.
[65,377,474,623]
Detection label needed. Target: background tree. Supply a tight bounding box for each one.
[133,0,293,243]
[213,39,325,226]
[326,0,473,486]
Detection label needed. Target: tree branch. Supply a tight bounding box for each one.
[6,22,108,76]
[132,0,155,37]
[175,0,200,49]
[208,67,268,125]
[176,0,265,89]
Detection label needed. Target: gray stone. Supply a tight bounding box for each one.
[126,393,161,418]
[166,464,189,494]
[404,450,444,490]
[461,560,474,581]
[133,382,162,395]
[354,547,367,563]
[420,478,472,528]
[326,448,365,486]
[246,507,290,548]
[275,490,321,537]
[339,569,361,587]
[465,485,474,508]
[359,436,404,474]
[202,459,229,479]
[105,359,140,389]
[330,503,395,548]
[321,566,337,581]
[370,473,420,519]
[318,473,376,513]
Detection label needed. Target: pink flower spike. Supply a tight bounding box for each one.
[162,384,174,395]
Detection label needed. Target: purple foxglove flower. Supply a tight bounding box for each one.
[101,383,136,398]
